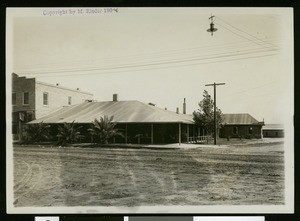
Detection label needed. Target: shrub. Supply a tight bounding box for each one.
[89,116,123,144]
[56,121,84,146]
[22,122,51,144]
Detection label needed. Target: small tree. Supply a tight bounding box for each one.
[56,121,84,146]
[89,116,123,144]
[23,122,51,144]
[193,90,223,135]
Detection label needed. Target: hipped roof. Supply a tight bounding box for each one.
[223,113,263,125]
[29,101,194,124]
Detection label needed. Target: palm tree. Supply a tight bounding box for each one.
[56,121,84,146]
[23,122,51,144]
[89,116,123,144]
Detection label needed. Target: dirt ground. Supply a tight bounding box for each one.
[13,139,284,207]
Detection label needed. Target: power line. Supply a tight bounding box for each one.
[24,53,278,78]
[215,22,276,50]
[14,37,280,70]
[16,42,279,72]
[18,47,278,76]
[216,16,278,49]
[221,81,279,99]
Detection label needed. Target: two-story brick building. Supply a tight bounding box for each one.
[12,73,93,141]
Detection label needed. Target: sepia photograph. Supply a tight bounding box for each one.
[6,7,294,213]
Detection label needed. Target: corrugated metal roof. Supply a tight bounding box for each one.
[29,101,194,124]
[223,113,262,125]
[263,124,284,130]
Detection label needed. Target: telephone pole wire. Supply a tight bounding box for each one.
[205,82,225,145]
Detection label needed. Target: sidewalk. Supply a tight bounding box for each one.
[14,137,284,150]
[143,143,224,149]
[125,137,284,150]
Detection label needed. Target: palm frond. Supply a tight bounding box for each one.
[56,120,85,146]
[89,115,122,144]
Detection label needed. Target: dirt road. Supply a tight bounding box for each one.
[13,142,284,207]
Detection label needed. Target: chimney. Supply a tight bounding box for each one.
[113,94,118,101]
[176,107,179,114]
[183,98,186,114]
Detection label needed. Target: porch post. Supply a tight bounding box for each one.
[193,125,195,142]
[187,124,189,143]
[178,123,181,145]
[151,123,153,144]
[19,120,22,142]
[125,124,128,144]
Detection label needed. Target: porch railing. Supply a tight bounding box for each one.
[187,135,212,144]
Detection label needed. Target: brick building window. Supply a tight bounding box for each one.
[249,127,253,134]
[68,96,72,105]
[43,92,49,105]
[233,126,238,135]
[12,93,16,105]
[12,123,18,134]
[23,92,29,105]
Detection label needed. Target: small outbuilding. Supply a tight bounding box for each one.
[220,113,264,139]
[262,124,284,138]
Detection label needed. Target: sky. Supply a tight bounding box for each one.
[8,8,294,124]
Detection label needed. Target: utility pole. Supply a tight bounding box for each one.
[205,82,225,145]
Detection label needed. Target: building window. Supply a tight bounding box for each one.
[233,126,238,135]
[43,92,49,105]
[23,92,29,105]
[249,127,253,134]
[275,132,278,137]
[27,112,34,121]
[68,96,72,105]
[12,93,16,105]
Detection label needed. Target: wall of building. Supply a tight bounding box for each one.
[12,75,36,113]
[12,74,37,141]
[11,74,93,141]
[35,82,93,119]
[263,129,284,138]
[220,125,263,139]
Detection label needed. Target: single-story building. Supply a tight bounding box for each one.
[219,113,264,139]
[28,98,203,144]
[263,124,284,138]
